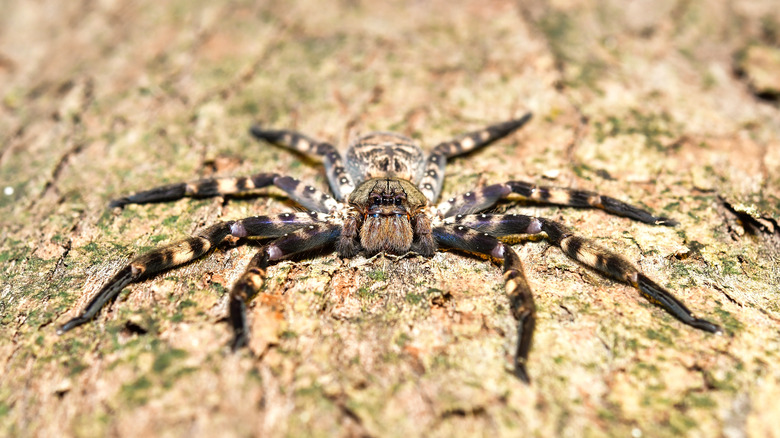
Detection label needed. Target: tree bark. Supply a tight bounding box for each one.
[1,1,778,436]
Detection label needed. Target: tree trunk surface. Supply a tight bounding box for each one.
[1,1,778,437]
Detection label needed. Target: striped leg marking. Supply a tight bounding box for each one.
[432,224,536,382]
[436,183,512,217]
[230,212,328,239]
[418,153,447,203]
[446,213,543,245]
[229,249,270,351]
[110,172,338,213]
[250,127,356,201]
[451,213,722,334]
[506,181,678,225]
[503,245,535,383]
[438,180,676,225]
[272,176,339,212]
[110,173,278,208]
[432,114,533,158]
[538,218,721,333]
[418,114,532,203]
[58,222,235,334]
[229,223,341,350]
[59,213,331,334]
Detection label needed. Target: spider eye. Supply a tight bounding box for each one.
[371,196,381,205]
[395,197,403,205]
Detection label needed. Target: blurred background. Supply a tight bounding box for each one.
[1,1,778,436]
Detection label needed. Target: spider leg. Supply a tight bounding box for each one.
[437,181,677,225]
[432,224,535,383]
[58,212,328,334]
[271,176,338,212]
[418,114,532,203]
[250,127,356,201]
[448,213,723,334]
[228,223,340,350]
[110,173,338,213]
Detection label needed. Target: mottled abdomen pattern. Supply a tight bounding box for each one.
[346,132,426,183]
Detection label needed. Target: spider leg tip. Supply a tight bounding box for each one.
[691,318,724,335]
[707,321,725,335]
[230,333,249,352]
[512,363,531,384]
[57,317,84,335]
[511,113,533,128]
[249,124,270,139]
[108,198,128,209]
[655,216,679,227]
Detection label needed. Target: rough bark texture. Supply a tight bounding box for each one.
[1,1,779,437]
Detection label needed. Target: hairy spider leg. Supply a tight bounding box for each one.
[431,224,535,383]
[58,213,328,334]
[436,181,678,225]
[57,222,233,333]
[418,114,533,203]
[447,213,723,334]
[110,172,338,213]
[229,223,340,350]
[271,176,339,212]
[109,173,277,208]
[250,127,356,201]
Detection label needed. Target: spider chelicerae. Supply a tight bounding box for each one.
[58,113,722,382]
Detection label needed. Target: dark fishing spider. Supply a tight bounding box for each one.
[58,113,722,382]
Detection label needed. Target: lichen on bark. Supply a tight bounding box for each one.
[1,1,778,437]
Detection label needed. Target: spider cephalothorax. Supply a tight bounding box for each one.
[59,113,722,383]
[347,177,431,256]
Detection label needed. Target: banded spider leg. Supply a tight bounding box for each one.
[58,212,334,335]
[437,212,722,382]
[432,224,535,382]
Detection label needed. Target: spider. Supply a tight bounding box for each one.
[58,113,722,383]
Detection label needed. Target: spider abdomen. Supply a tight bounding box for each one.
[345,132,425,183]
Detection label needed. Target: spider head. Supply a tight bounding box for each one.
[366,187,408,217]
[349,178,428,255]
